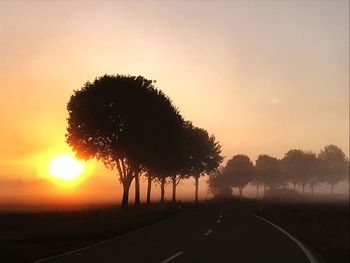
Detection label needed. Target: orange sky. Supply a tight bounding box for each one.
[0,1,348,204]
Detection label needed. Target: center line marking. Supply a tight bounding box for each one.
[161,251,184,263]
[216,219,221,223]
[204,229,213,236]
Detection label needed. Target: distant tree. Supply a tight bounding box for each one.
[303,152,323,198]
[256,155,281,197]
[251,167,263,199]
[183,123,223,203]
[66,75,182,208]
[318,145,349,194]
[207,167,232,198]
[224,155,255,202]
[281,149,309,193]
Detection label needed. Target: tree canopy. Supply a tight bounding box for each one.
[66,74,183,207]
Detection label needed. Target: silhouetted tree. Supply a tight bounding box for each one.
[159,176,167,202]
[145,172,157,204]
[183,123,223,203]
[318,145,348,194]
[256,155,281,197]
[303,152,323,198]
[224,155,254,202]
[281,149,309,193]
[207,167,232,198]
[251,172,262,200]
[66,74,182,208]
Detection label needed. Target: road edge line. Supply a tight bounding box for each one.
[32,206,200,263]
[249,212,319,263]
[160,251,184,263]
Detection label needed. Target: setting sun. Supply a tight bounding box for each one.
[49,154,85,181]
[36,148,94,188]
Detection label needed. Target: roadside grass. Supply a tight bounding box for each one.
[0,202,194,263]
[247,200,349,263]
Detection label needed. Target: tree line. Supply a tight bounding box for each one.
[208,145,349,200]
[66,75,223,208]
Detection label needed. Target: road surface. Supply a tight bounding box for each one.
[35,203,317,263]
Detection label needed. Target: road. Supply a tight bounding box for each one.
[35,203,317,263]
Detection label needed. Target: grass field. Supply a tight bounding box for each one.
[0,202,194,263]
[248,200,349,263]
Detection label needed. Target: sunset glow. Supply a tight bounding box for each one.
[49,154,84,182]
[0,1,348,204]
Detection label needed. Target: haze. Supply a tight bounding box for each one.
[0,1,348,206]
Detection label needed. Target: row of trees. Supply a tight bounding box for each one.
[66,75,222,208]
[208,145,349,199]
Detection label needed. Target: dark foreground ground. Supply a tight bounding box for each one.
[0,203,193,262]
[0,199,348,263]
[248,200,349,263]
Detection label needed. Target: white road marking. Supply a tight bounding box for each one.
[161,251,184,263]
[216,219,221,223]
[250,212,319,263]
[204,229,213,236]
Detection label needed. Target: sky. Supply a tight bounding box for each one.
[0,1,349,205]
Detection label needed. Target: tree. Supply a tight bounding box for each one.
[281,149,308,193]
[143,114,184,204]
[223,155,254,202]
[256,155,281,197]
[66,74,182,208]
[207,167,232,198]
[318,145,348,194]
[152,121,189,203]
[303,152,322,198]
[183,123,223,203]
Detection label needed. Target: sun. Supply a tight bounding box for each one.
[49,154,85,182]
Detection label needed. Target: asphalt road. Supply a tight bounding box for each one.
[35,203,316,263]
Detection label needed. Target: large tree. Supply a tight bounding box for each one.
[318,145,348,194]
[183,123,222,203]
[66,74,182,208]
[224,155,255,202]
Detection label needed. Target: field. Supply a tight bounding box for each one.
[0,202,193,262]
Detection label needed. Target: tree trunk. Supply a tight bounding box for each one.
[293,183,296,190]
[256,185,260,200]
[263,184,266,197]
[310,184,314,199]
[331,184,334,194]
[134,173,140,205]
[239,186,243,205]
[195,176,199,204]
[160,177,165,203]
[172,176,176,202]
[121,179,132,209]
[302,184,305,194]
[146,176,152,204]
